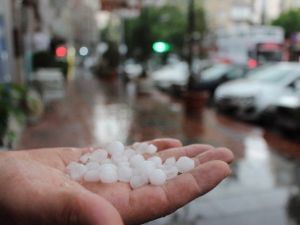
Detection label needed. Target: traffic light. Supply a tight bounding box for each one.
[56,46,67,58]
[152,42,171,53]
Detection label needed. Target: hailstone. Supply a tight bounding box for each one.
[176,156,195,173]
[67,141,197,189]
[149,169,167,186]
[106,141,124,156]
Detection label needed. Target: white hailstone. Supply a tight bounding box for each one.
[163,166,179,180]
[129,154,145,168]
[67,162,87,181]
[149,169,167,186]
[145,144,157,154]
[99,164,118,183]
[130,175,148,189]
[136,160,156,177]
[101,159,113,165]
[117,161,130,167]
[164,157,176,167]
[136,142,149,154]
[124,149,136,158]
[80,153,90,164]
[86,161,100,170]
[176,156,195,173]
[112,154,128,164]
[100,163,118,170]
[106,141,125,156]
[67,162,82,171]
[67,141,197,188]
[117,166,133,182]
[148,156,162,167]
[132,142,141,149]
[84,170,101,182]
[89,150,108,162]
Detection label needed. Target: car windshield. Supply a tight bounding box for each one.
[247,64,300,83]
[201,64,230,81]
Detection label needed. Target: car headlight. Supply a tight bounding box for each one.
[278,96,300,108]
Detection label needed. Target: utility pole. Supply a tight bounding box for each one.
[261,0,267,25]
[187,0,195,89]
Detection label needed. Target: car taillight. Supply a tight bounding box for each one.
[56,46,67,58]
[248,59,257,69]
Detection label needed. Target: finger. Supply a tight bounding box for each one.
[194,147,234,166]
[68,190,124,225]
[26,147,93,170]
[124,161,231,224]
[147,138,183,151]
[163,161,231,212]
[157,144,215,161]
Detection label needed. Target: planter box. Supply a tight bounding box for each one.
[183,90,209,115]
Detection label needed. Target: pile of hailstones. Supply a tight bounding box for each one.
[67,141,195,189]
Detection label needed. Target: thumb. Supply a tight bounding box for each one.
[68,191,124,225]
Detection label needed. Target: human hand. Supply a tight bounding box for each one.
[0,139,233,225]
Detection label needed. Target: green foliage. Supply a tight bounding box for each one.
[0,84,27,145]
[272,8,300,37]
[125,5,207,62]
[195,7,207,36]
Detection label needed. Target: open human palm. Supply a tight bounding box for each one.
[0,139,233,225]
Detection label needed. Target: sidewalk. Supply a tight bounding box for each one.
[18,77,96,149]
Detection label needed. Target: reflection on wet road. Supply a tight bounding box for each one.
[18,76,300,225]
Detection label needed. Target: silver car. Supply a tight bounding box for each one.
[214,62,300,120]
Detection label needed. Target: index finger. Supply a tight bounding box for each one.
[147,138,183,151]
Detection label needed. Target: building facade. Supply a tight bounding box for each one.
[0,0,13,82]
[203,0,300,31]
[0,0,100,84]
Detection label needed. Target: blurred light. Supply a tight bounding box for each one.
[79,47,89,56]
[56,46,67,58]
[152,42,171,53]
[119,44,128,55]
[248,59,257,69]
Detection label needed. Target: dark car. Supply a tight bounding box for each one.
[32,37,69,78]
[192,64,249,98]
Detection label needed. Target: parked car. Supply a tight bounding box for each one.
[151,61,189,91]
[214,62,300,120]
[123,59,143,81]
[32,37,71,78]
[262,79,300,131]
[193,64,249,97]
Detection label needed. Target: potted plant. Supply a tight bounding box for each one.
[0,84,27,148]
[0,83,44,148]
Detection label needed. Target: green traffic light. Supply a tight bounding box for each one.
[152,42,171,53]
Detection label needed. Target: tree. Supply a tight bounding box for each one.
[125,4,207,63]
[272,9,300,38]
[125,5,186,62]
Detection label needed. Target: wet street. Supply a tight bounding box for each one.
[18,70,300,225]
